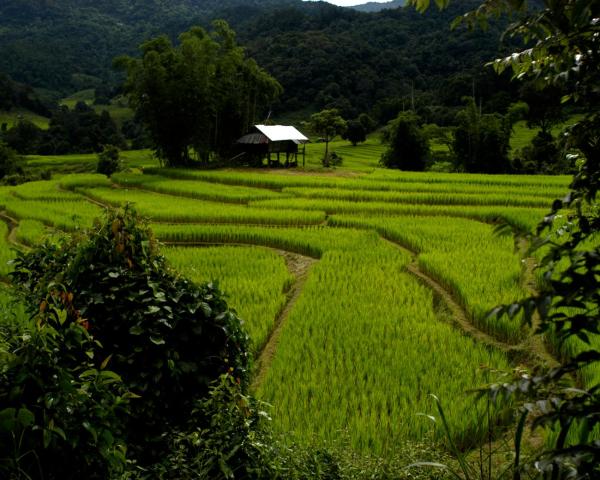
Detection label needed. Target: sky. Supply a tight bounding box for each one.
[305,0,394,6]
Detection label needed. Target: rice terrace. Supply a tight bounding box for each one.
[1,0,599,477]
[0,140,579,458]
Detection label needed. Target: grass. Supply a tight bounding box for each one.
[0,109,49,129]
[164,246,293,355]
[14,219,54,247]
[329,215,527,343]
[257,241,510,455]
[0,221,16,278]
[283,186,553,208]
[59,89,95,108]
[10,180,83,201]
[76,186,326,226]
[112,172,287,203]
[3,197,104,231]
[510,115,585,152]
[0,142,571,459]
[250,197,546,231]
[24,149,159,174]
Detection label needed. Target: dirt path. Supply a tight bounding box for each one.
[159,239,318,389]
[252,251,316,390]
[517,240,558,368]
[379,235,558,367]
[0,211,27,250]
[406,261,515,352]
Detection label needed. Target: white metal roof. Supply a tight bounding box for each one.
[255,125,309,143]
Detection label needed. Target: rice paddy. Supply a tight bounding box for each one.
[0,142,571,459]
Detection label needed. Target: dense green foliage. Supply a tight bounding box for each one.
[9,208,251,468]
[0,72,51,117]
[3,103,125,155]
[342,120,367,146]
[115,21,281,166]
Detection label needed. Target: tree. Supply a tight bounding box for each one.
[520,82,565,135]
[516,130,566,174]
[0,141,20,179]
[342,119,367,146]
[452,97,511,173]
[115,21,282,167]
[380,112,429,171]
[412,0,600,476]
[309,108,347,167]
[358,113,376,133]
[4,119,43,154]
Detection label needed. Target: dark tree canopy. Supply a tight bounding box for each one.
[452,98,510,173]
[519,82,565,134]
[342,119,367,146]
[115,21,282,167]
[380,112,429,171]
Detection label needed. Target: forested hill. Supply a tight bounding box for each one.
[0,0,511,119]
[0,0,299,92]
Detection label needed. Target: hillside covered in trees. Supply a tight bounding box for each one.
[0,0,512,119]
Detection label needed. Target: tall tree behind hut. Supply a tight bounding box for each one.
[115,21,282,167]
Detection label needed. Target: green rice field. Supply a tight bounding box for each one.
[0,142,573,459]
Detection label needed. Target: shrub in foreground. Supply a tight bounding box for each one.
[9,207,251,468]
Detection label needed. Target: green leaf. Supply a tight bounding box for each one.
[43,428,52,448]
[0,408,17,432]
[129,325,144,335]
[150,336,166,345]
[82,421,98,442]
[17,408,35,428]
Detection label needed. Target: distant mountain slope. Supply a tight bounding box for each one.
[0,0,513,119]
[0,0,301,92]
[351,0,405,12]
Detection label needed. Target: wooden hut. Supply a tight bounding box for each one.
[236,125,309,167]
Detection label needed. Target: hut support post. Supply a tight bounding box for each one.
[302,144,306,168]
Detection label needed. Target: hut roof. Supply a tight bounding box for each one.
[254,125,309,143]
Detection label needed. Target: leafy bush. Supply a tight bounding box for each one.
[514,131,567,175]
[10,207,251,466]
[328,151,343,167]
[0,285,130,479]
[0,142,21,179]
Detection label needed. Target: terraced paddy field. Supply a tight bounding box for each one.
[0,145,573,461]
